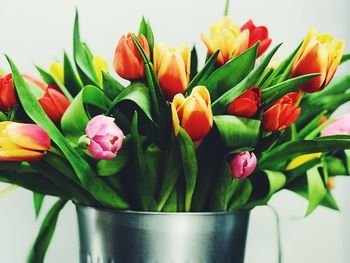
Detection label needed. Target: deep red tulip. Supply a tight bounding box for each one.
[262,92,301,132]
[38,85,70,124]
[228,86,261,118]
[0,74,17,112]
[241,19,272,58]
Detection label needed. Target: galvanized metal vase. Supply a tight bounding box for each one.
[76,205,250,263]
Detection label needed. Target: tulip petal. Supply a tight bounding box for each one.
[0,149,44,161]
[6,123,50,151]
[324,40,345,86]
[292,41,328,93]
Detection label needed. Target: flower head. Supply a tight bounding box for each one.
[229,152,257,179]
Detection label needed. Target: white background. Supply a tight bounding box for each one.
[0,0,350,262]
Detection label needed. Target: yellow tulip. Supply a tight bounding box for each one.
[93,56,109,86]
[291,28,345,93]
[154,42,191,100]
[201,16,249,65]
[50,62,64,84]
[285,153,322,171]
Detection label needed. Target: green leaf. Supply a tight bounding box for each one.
[162,187,177,212]
[130,34,171,137]
[305,165,327,216]
[259,136,350,170]
[246,170,286,208]
[61,85,110,144]
[204,43,258,100]
[63,52,83,96]
[102,71,124,100]
[261,42,302,89]
[33,193,45,218]
[177,128,198,212]
[7,56,129,209]
[157,137,181,211]
[97,136,131,176]
[144,143,163,199]
[190,46,198,81]
[130,112,157,210]
[261,73,320,105]
[209,159,238,211]
[108,82,155,124]
[341,53,350,64]
[214,115,261,149]
[36,66,73,101]
[212,43,282,114]
[187,50,219,93]
[138,16,154,50]
[228,179,253,210]
[27,199,67,263]
[73,11,99,86]
[297,110,328,139]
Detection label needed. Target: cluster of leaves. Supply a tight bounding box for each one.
[2,11,350,262]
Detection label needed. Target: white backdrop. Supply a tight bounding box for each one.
[0,0,349,262]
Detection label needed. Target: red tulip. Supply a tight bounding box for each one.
[38,85,70,124]
[0,74,17,112]
[228,86,261,118]
[113,33,150,80]
[262,92,301,132]
[241,19,272,58]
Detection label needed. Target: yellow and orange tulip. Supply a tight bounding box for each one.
[0,122,50,161]
[50,62,64,84]
[291,28,345,93]
[154,42,191,100]
[171,86,213,142]
[201,16,249,65]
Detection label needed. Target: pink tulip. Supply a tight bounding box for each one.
[229,152,257,179]
[85,115,125,160]
[321,114,350,136]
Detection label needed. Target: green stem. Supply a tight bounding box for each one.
[224,0,230,16]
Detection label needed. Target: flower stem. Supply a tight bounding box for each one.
[224,0,230,16]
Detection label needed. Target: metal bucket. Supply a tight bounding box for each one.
[76,205,250,263]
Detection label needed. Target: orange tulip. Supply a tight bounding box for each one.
[0,74,17,112]
[113,33,150,80]
[0,121,50,161]
[172,86,213,142]
[291,28,345,93]
[201,16,249,65]
[154,42,191,100]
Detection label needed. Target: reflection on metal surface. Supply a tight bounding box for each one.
[76,205,250,263]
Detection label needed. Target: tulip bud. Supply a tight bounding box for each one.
[113,33,150,80]
[228,86,261,118]
[321,113,350,136]
[229,152,257,179]
[201,16,249,65]
[0,121,50,161]
[172,86,213,143]
[153,42,191,100]
[326,177,336,190]
[241,19,272,57]
[0,74,17,112]
[38,85,70,124]
[291,28,345,93]
[50,62,64,84]
[85,115,125,160]
[93,56,109,86]
[262,92,301,132]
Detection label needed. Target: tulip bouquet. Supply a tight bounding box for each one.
[1,8,350,261]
